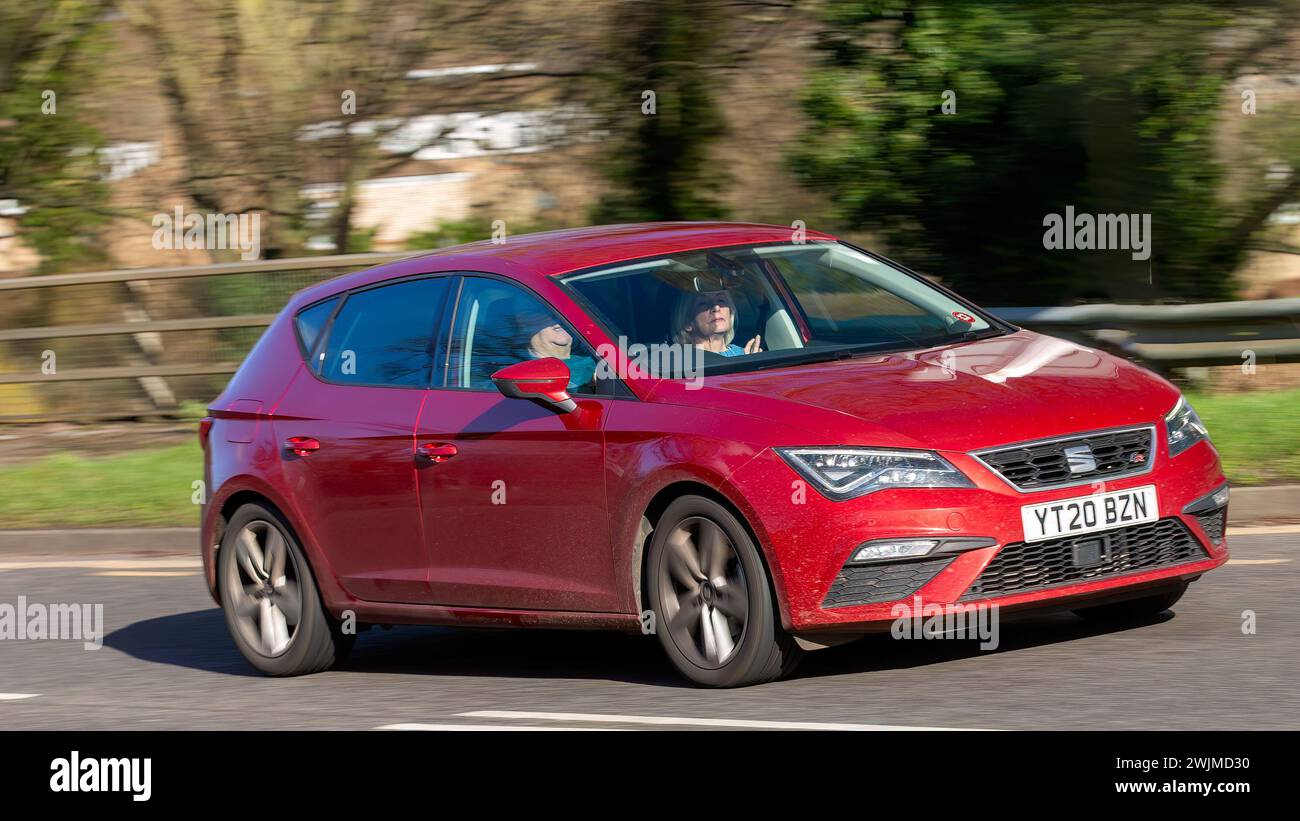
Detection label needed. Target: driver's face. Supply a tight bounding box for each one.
[691,295,733,336]
[536,323,572,347]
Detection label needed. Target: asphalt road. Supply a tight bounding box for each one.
[0,530,1296,731]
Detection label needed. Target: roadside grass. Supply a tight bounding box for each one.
[0,443,202,529]
[1185,388,1300,487]
[0,389,1294,529]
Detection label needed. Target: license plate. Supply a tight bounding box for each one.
[1020,485,1158,543]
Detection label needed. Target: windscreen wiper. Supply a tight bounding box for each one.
[943,327,1007,345]
[703,341,916,375]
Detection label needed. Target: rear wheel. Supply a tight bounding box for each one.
[646,496,801,687]
[218,503,354,675]
[1073,582,1188,622]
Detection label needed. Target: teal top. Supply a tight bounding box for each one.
[563,355,598,392]
[531,352,598,392]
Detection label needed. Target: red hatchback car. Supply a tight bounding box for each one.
[201,222,1229,687]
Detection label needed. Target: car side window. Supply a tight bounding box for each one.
[294,297,339,370]
[319,277,448,387]
[444,277,601,394]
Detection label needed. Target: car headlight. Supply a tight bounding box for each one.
[776,447,974,500]
[1165,396,1209,458]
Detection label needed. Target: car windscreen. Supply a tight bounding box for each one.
[560,241,1000,377]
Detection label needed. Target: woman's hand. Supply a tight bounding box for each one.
[742,334,762,354]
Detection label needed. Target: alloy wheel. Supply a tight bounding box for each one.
[225,520,302,657]
[658,516,749,668]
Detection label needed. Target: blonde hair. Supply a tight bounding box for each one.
[672,289,737,346]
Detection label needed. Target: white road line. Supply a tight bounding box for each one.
[1228,524,1300,536]
[377,723,613,731]
[459,710,989,731]
[92,570,200,577]
[1228,558,1291,565]
[0,558,201,571]
[0,693,40,701]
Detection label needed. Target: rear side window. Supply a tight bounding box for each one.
[319,277,449,387]
[294,297,339,368]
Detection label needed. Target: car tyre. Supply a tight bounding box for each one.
[1072,582,1188,622]
[646,495,802,687]
[218,503,354,675]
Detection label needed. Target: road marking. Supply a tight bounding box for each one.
[0,693,40,701]
[1228,524,1300,535]
[0,558,200,571]
[1228,558,1291,565]
[458,710,988,731]
[377,723,613,732]
[92,570,200,577]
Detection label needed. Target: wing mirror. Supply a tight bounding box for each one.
[491,358,577,413]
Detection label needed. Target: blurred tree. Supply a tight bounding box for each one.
[591,0,805,223]
[127,0,592,258]
[592,0,731,222]
[404,216,555,250]
[0,0,112,273]
[793,1,1300,305]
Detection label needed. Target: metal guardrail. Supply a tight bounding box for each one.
[0,251,427,422]
[0,314,277,343]
[0,251,419,291]
[0,250,1297,421]
[990,300,1300,368]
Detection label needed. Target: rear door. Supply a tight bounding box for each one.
[273,276,451,604]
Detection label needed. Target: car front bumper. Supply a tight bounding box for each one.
[726,438,1229,634]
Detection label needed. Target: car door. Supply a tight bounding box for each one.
[414,275,621,612]
[273,276,451,604]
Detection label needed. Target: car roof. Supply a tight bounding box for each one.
[290,221,839,308]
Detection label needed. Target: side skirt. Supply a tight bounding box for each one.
[336,601,641,632]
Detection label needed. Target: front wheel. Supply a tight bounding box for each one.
[645,496,802,687]
[1073,582,1188,622]
[218,503,354,675]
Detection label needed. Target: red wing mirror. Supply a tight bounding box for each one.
[491,358,577,414]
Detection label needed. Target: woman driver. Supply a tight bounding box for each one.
[672,289,761,356]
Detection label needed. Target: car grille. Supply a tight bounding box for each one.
[822,556,955,608]
[974,427,1154,490]
[960,518,1207,600]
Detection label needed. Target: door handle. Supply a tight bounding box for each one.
[284,437,320,457]
[417,442,458,463]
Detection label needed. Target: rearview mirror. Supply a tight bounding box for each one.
[491,358,577,414]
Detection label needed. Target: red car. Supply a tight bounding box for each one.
[200,222,1229,687]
